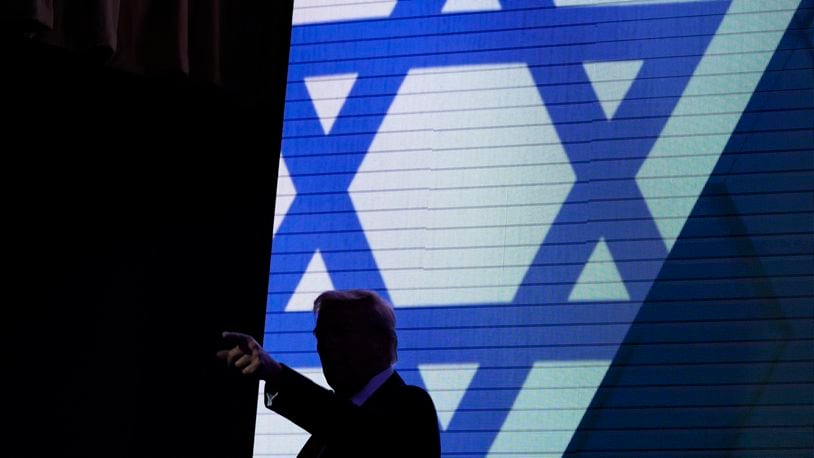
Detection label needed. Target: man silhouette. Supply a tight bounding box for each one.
[218,289,441,457]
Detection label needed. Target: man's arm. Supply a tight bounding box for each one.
[269,366,440,457]
[216,333,372,442]
[217,332,440,457]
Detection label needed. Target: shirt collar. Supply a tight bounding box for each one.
[350,366,394,406]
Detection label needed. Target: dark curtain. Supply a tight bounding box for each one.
[4,0,292,98]
[2,2,294,457]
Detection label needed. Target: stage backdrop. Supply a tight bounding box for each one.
[255,0,812,456]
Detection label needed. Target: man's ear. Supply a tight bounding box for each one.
[371,338,390,366]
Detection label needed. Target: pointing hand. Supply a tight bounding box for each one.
[217,331,282,381]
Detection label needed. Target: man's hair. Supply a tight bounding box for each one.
[313,289,398,364]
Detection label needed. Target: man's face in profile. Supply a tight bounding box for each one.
[314,309,385,397]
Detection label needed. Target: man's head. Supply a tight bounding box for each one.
[313,289,397,396]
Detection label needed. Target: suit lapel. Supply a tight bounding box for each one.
[298,372,407,457]
[361,371,405,412]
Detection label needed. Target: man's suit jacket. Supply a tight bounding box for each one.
[267,365,440,457]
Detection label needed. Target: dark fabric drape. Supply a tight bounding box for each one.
[6,0,290,89]
[20,0,220,81]
[3,4,293,457]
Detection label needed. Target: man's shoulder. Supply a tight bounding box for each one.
[376,372,437,411]
[379,374,441,455]
[398,382,432,401]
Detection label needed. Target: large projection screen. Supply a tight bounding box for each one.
[254,0,812,456]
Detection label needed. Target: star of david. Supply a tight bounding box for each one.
[259,0,799,454]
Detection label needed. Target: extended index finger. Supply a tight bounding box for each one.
[221,331,254,351]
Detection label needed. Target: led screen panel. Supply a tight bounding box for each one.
[254,1,807,456]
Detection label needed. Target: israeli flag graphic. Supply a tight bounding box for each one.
[254,0,805,456]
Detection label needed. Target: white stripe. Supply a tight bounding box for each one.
[292,0,396,25]
[555,0,714,6]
